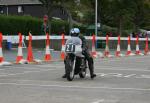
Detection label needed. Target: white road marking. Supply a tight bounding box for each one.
[26,65,150,72]
[124,74,136,78]
[0,69,57,77]
[95,67,150,72]
[21,65,150,72]
[95,73,150,79]
[0,65,150,72]
[92,99,105,103]
[136,75,150,79]
[0,82,149,91]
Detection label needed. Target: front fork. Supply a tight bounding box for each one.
[64,54,76,73]
[70,56,76,77]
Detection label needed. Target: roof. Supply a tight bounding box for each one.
[0,0,42,5]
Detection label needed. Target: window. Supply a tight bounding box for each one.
[18,6,23,13]
[0,6,3,14]
[61,9,65,15]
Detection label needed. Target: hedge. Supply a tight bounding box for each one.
[51,19,69,35]
[0,15,42,35]
[0,15,72,35]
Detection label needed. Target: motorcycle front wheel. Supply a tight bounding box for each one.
[66,57,76,81]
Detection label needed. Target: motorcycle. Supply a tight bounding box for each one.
[63,37,87,81]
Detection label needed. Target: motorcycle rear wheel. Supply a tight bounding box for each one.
[79,68,86,78]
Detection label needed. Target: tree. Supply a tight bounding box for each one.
[97,0,114,30]
[38,0,56,33]
[110,0,134,35]
[142,0,150,30]
[97,0,150,34]
[39,0,76,34]
[131,0,145,32]
[131,0,150,32]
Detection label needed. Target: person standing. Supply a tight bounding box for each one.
[41,15,49,35]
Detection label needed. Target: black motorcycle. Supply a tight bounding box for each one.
[64,37,87,81]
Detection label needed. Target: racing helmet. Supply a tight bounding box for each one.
[70,28,80,37]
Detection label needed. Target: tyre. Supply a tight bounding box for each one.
[66,58,75,81]
[79,68,86,78]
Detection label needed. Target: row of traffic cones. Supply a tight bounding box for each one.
[0,32,52,65]
[1,32,150,65]
[25,32,52,63]
[60,34,150,59]
[100,35,150,58]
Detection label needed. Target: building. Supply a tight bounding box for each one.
[0,0,68,20]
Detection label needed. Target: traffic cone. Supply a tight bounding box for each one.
[16,33,24,63]
[91,34,97,58]
[44,33,51,61]
[0,32,4,63]
[60,33,65,60]
[144,36,150,55]
[115,35,124,57]
[135,35,143,55]
[0,33,11,66]
[126,36,135,56]
[104,35,113,57]
[104,35,109,57]
[27,32,34,62]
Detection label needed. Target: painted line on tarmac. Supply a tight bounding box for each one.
[14,65,150,72]
[92,73,150,79]
[95,67,150,72]
[5,65,62,70]
[16,64,150,72]
[0,82,150,91]
[5,65,150,74]
[36,65,150,72]
[0,69,58,77]
[95,57,150,62]
[92,99,105,103]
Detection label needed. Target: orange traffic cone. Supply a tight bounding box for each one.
[126,36,135,56]
[0,32,4,63]
[27,32,34,62]
[126,36,131,55]
[44,33,51,61]
[91,34,97,58]
[16,33,24,63]
[135,35,143,55]
[144,36,150,55]
[104,35,110,57]
[60,33,65,60]
[103,35,114,57]
[115,35,121,57]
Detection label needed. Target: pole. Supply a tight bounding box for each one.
[6,5,8,16]
[95,0,98,48]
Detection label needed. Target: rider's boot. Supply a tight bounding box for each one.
[62,74,67,78]
[91,73,96,79]
[88,59,96,79]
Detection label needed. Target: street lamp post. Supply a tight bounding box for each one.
[95,0,98,48]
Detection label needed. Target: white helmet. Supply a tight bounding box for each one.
[70,28,80,36]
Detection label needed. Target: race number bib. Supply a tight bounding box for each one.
[65,44,75,52]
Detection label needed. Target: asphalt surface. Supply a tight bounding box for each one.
[3,48,60,62]
[0,53,150,103]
